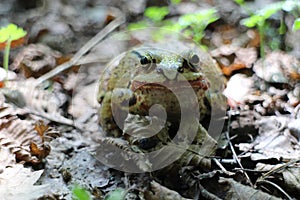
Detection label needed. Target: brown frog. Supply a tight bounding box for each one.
[98,46,225,139]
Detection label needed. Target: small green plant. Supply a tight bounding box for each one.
[293,18,300,31]
[170,0,181,4]
[128,6,219,45]
[104,188,127,200]
[241,2,283,58]
[0,23,27,81]
[241,0,300,57]
[72,184,92,200]
[144,6,170,22]
[174,8,219,42]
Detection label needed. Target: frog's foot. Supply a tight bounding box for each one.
[123,113,170,150]
[123,113,217,170]
[179,123,217,169]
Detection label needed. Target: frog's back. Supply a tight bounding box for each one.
[97,52,139,102]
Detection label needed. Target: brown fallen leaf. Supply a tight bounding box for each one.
[144,181,192,200]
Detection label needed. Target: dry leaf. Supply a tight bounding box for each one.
[0,115,59,164]
[219,177,282,200]
[11,44,62,78]
[253,51,300,83]
[0,147,49,200]
[211,46,257,76]
[238,116,300,161]
[2,79,73,126]
[256,163,300,195]
[144,181,192,200]
[223,74,254,106]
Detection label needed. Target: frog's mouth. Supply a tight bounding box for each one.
[131,77,210,91]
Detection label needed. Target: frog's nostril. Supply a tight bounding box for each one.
[177,67,184,73]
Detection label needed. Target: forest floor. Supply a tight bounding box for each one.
[0,0,300,199]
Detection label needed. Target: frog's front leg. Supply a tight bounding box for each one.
[177,122,217,170]
[99,88,134,137]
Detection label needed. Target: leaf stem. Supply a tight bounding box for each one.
[258,22,265,59]
[3,38,11,83]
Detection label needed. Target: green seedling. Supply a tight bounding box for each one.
[72,184,92,200]
[293,18,300,31]
[241,2,283,58]
[129,6,219,46]
[144,6,170,22]
[176,8,219,42]
[170,0,181,4]
[0,23,27,81]
[104,188,127,200]
[241,0,300,58]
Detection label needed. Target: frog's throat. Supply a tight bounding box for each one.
[131,78,210,91]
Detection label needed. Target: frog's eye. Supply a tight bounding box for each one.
[140,56,149,65]
[189,54,200,65]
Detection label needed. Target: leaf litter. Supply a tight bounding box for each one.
[0,0,300,199]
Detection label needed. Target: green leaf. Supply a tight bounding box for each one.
[257,2,283,19]
[0,23,27,43]
[171,0,181,4]
[241,15,263,27]
[104,188,127,200]
[144,6,169,22]
[234,0,245,6]
[178,8,219,28]
[127,21,149,30]
[241,2,283,28]
[72,185,92,200]
[292,18,300,31]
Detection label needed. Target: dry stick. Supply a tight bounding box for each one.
[257,180,293,200]
[258,158,300,181]
[34,12,125,86]
[212,158,234,176]
[226,110,254,187]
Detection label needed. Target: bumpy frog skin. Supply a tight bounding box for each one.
[98,47,225,138]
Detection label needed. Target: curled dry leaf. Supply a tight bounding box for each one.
[223,74,254,106]
[3,79,73,126]
[144,181,192,200]
[11,44,62,78]
[256,163,300,195]
[0,148,49,200]
[238,116,300,161]
[253,51,300,84]
[211,45,257,76]
[219,177,282,199]
[0,114,60,164]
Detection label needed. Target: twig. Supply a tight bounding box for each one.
[212,158,235,176]
[226,109,253,186]
[225,131,253,187]
[258,159,300,181]
[34,7,125,86]
[257,179,293,200]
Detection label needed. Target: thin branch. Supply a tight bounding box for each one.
[226,110,253,186]
[257,179,293,200]
[34,7,125,86]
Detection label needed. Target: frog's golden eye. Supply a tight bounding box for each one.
[189,54,199,65]
[140,56,149,65]
[132,50,151,65]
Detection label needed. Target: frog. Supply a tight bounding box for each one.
[97,45,226,142]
